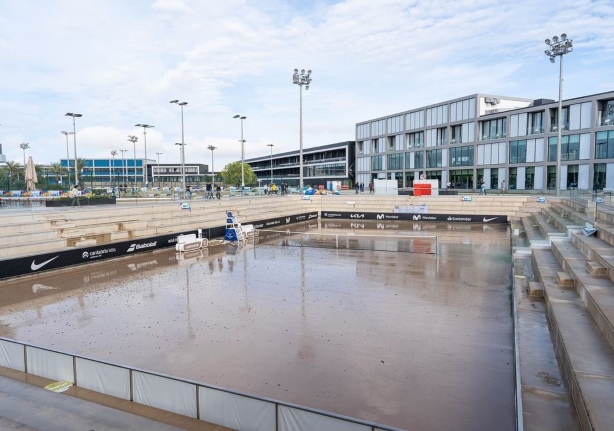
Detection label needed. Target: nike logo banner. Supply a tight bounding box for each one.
[31,256,60,271]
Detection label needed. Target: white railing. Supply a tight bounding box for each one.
[0,337,403,431]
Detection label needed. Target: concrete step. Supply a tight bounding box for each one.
[3,230,58,246]
[532,248,614,431]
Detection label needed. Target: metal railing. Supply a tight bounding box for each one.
[0,337,403,431]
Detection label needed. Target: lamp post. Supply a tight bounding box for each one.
[267,143,274,185]
[110,150,117,187]
[61,131,73,185]
[127,135,138,187]
[119,149,128,187]
[207,145,217,184]
[170,100,188,196]
[20,142,30,167]
[155,152,163,186]
[65,113,82,185]
[233,115,247,194]
[292,68,312,194]
[175,142,186,195]
[135,124,154,185]
[545,34,573,196]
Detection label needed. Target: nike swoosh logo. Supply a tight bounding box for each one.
[483,217,498,223]
[31,256,60,271]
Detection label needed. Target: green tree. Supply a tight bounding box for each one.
[50,162,68,185]
[4,161,22,190]
[221,161,257,187]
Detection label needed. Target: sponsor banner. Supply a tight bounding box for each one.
[320,211,507,224]
[0,212,318,280]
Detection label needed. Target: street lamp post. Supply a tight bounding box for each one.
[20,142,30,167]
[233,115,247,194]
[65,113,82,185]
[545,34,573,196]
[127,135,138,188]
[292,68,312,194]
[170,100,188,196]
[61,131,74,185]
[155,152,163,187]
[207,145,217,184]
[135,124,154,185]
[175,143,186,195]
[267,144,274,185]
[110,150,117,188]
[119,149,128,188]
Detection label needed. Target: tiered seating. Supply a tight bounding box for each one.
[523,197,614,430]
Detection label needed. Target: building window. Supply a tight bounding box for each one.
[548,134,581,161]
[550,107,569,132]
[449,145,474,167]
[414,152,423,169]
[426,104,448,127]
[426,149,443,168]
[387,115,403,133]
[371,119,385,136]
[357,124,370,139]
[371,155,383,171]
[509,140,527,164]
[480,118,507,140]
[547,165,556,190]
[450,98,476,122]
[594,163,606,190]
[598,99,614,127]
[528,111,544,134]
[449,169,473,189]
[407,131,424,148]
[426,127,447,147]
[405,111,424,130]
[525,166,535,189]
[509,167,517,190]
[387,153,403,170]
[595,131,614,159]
[388,136,396,152]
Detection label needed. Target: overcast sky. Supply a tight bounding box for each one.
[1,0,613,170]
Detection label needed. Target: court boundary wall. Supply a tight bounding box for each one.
[0,337,402,431]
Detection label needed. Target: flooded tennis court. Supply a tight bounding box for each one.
[0,221,515,430]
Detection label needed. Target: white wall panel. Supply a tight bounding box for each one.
[409,152,415,169]
[579,164,589,190]
[535,139,545,162]
[526,139,535,163]
[498,143,506,164]
[607,164,614,190]
[510,115,519,138]
[560,165,568,190]
[76,358,130,400]
[0,339,25,372]
[484,168,491,189]
[442,149,448,167]
[518,113,528,137]
[477,145,484,165]
[499,168,506,188]
[580,102,592,129]
[535,166,544,190]
[133,371,197,418]
[26,347,73,382]
[484,145,491,164]
[517,167,526,190]
[580,133,591,159]
[570,104,581,130]
[279,406,370,431]
[200,387,276,431]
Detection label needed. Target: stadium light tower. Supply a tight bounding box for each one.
[292,68,312,194]
[207,145,217,183]
[65,113,82,185]
[170,100,188,195]
[127,135,138,186]
[233,115,247,194]
[61,131,74,185]
[544,34,573,196]
[267,143,274,185]
[135,124,154,185]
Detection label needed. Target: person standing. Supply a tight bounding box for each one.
[360,182,364,193]
[499,179,506,195]
[480,181,486,195]
[355,182,359,194]
[369,181,374,194]
[70,185,81,207]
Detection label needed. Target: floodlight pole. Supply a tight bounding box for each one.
[267,144,274,185]
[293,68,312,193]
[171,100,188,196]
[135,124,154,185]
[207,145,217,183]
[233,115,247,195]
[65,113,82,185]
[61,131,74,185]
[128,135,138,187]
[545,34,573,196]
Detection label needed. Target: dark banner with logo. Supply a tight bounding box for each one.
[320,211,507,224]
[0,211,318,280]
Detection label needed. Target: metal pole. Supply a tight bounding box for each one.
[181,105,186,196]
[556,55,563,196]
[72,117,78,185]
[299,84,303,193]
[241,118,245,191]
[63,133,71,185]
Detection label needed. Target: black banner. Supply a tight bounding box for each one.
[0,211,319,280]
[320,211,507,224]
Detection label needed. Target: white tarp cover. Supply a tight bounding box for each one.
[26,346,73,382]
[278,406,371,431]
[76,357,130,400]
[133,371,197,418]
[0,339,25,372]
[199,386,276,431]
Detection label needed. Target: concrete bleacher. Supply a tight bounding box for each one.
[518,197,614,430]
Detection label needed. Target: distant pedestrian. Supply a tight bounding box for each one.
[499,180,506,195]
[480,181,486,195]
[369,181,374,194]
[70,185,81,207]
[360,182,364,193]
[355,182,359,194]
[216,185,221,200]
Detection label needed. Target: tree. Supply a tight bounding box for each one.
[221,161,257,187]
[50,162,68,185]
[4,161,22,190]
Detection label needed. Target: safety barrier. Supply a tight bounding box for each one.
[0,337,403,431]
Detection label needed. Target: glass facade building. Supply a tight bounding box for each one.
[355,91,614,191]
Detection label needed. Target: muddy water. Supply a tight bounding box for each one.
[0,221,514,431]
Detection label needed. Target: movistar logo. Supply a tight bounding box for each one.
[31,256,59,271]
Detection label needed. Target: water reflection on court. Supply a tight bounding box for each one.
[0,221,514,431]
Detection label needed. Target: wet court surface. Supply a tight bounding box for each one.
[0,221,515,430]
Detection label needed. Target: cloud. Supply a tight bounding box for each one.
[0,0,613,170]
